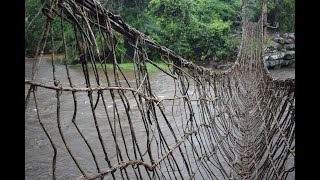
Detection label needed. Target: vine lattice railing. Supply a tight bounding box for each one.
[25,0,295,179]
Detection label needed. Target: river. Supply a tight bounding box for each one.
[25,58,188,179]
[25,58,294,179]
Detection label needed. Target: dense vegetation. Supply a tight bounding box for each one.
[25,0,295,63]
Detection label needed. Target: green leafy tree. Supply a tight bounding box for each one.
[25,0,79,63]
[25,0,46,56]
[244,0,294,32]
[147,0,241,60]
[279,0,294,32]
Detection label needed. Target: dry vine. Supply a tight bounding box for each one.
[25,0,295,179]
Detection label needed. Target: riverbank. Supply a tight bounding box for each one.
[25,53,65,60]
[26,53,294,79]
[25,56,170,73]
[74,62,170,73]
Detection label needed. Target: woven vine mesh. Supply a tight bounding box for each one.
[25,0,295,179]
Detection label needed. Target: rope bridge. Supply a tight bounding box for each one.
[25,0,295,179]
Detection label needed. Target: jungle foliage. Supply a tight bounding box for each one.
[25,0,295,63]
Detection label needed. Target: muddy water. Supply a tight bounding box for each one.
[268,67,295,80]
[25,59,186,179]
[25,59,294,179]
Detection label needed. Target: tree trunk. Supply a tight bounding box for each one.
[274,0,279,28]
[262,0,268,42]
[124,39,134,63]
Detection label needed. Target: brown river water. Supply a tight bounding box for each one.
[25,58,294,180]
[25,58,187,179]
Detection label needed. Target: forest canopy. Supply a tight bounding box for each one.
[25,0,295,63]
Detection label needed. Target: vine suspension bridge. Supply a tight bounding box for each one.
[25,0,295,179]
